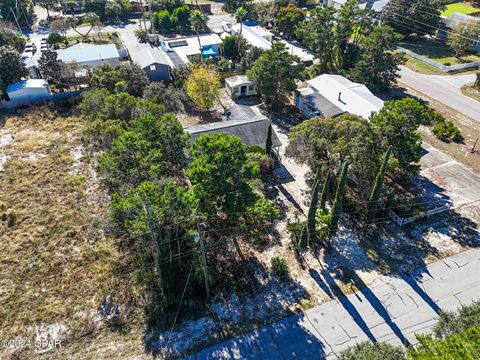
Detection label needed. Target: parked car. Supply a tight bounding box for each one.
[222,20,233,33]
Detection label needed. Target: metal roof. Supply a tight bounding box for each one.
[56,43,120,64]
[187,117,281,149]
[7,79,48,93]
[225,75,253,87]
[132,46,170,69]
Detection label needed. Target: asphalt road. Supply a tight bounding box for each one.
[399,66,480,123]
[188,247,480,359]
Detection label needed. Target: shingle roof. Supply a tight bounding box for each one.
[187,117,281,149]
[132,46,170,69]
[56,43,120,64]
[305,93,345,117]
[445,12,480,29]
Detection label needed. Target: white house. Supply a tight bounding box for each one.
[160,34,222,68]
[295,74,384,119]
[56,43,120,68]
[225,75,257,99]
[7,79,51,102]
[230,24,314,63]
[325,0,391,13]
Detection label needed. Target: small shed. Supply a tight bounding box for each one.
[132,47,172,81]
[6,79,51,102]
[225,75,257,99]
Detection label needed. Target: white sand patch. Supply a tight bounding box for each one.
[0,133,14,147]
[23,153,48,162]
[0,154,9,172]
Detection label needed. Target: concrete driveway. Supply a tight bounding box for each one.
[399,66,480,123]
[190,247,480,359]
[418,143,480,207]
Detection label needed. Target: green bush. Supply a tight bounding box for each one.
[432,114,462,142]
[134,29,147,43]
[270,256,289,278]
[6,209,17,227]
[338,341,405,360]
[434,300,480,338]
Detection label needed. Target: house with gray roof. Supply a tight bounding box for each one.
[187,105,282,167]
[131,47,172,81]
[440,12,480,52]
[56,43,120,68]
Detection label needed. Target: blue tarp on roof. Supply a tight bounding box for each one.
[202,46,217,57]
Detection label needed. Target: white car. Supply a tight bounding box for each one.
[222,20,233,33]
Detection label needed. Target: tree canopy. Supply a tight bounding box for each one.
[0,46,28,95]
[381,0,445,37]
[247,42,300,108]
[275,4,305,39]
[185,64,220,110]
[88,63,149,97]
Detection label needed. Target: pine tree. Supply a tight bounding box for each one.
[266,123,273,155]
[328,161,348,240]
[319,169,331,211]
[366,146,392,220]
[307,170,321,244]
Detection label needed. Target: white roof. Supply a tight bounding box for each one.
[225,75,253,87]
[307,74,384,119]
[232,24,272,50]
[56,43,120,64]
[280,40,314,62]
[163,34,222,64]
[7,79,49,93]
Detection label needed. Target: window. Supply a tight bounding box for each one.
[248,85,255,92]
[150,64,156,71]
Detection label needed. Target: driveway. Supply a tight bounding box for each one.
[190,247,480,359]
[418,143,480,207]
[398,66,480,123]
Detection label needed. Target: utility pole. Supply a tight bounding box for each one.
[195,219,210,298]
[9,8,22,32]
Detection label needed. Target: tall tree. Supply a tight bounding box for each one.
[37,0,56,21]
[328,161,348,240]
[275,4,305,39]
[370,98,429,172]
[172,6,191,33]
[88,63,149,97]
[319,169,330,211]
[0,26,25,52]
[235,6,248,54]
[38,49,63,83]
[185,64,220,110]
[448,22,480,57]
[247,42,300,108]
[296,6,337,72]
[381,0,444,37]
[265,123,273,156]
[190,10,206,50]
[307,170,321,244]
[286,114,380,198]
[220,35,239,60]
[348,26,405,92]
[366,146,392,220]
[0,46,28,95]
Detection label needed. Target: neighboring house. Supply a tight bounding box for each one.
[131,47,172,81]
[56,43,121,68]
[295,74,384,119]
[6,79,51,102]
[440,12,480,52]
[225,75,257,99]
[187,110,281,157]
[160,34,222,68]
[325,0,390,13]
[230,23,314,63]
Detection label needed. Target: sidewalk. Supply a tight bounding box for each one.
[189,247,480,359]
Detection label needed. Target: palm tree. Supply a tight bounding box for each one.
[190,10,207,51]
[235,7,248,55]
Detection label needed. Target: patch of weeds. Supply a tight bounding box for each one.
[270,256,289,278]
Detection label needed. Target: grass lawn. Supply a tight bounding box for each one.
[62,32,123,49]
[441,2,480,17]
[403,54,446,74]
[400,38,480,65]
